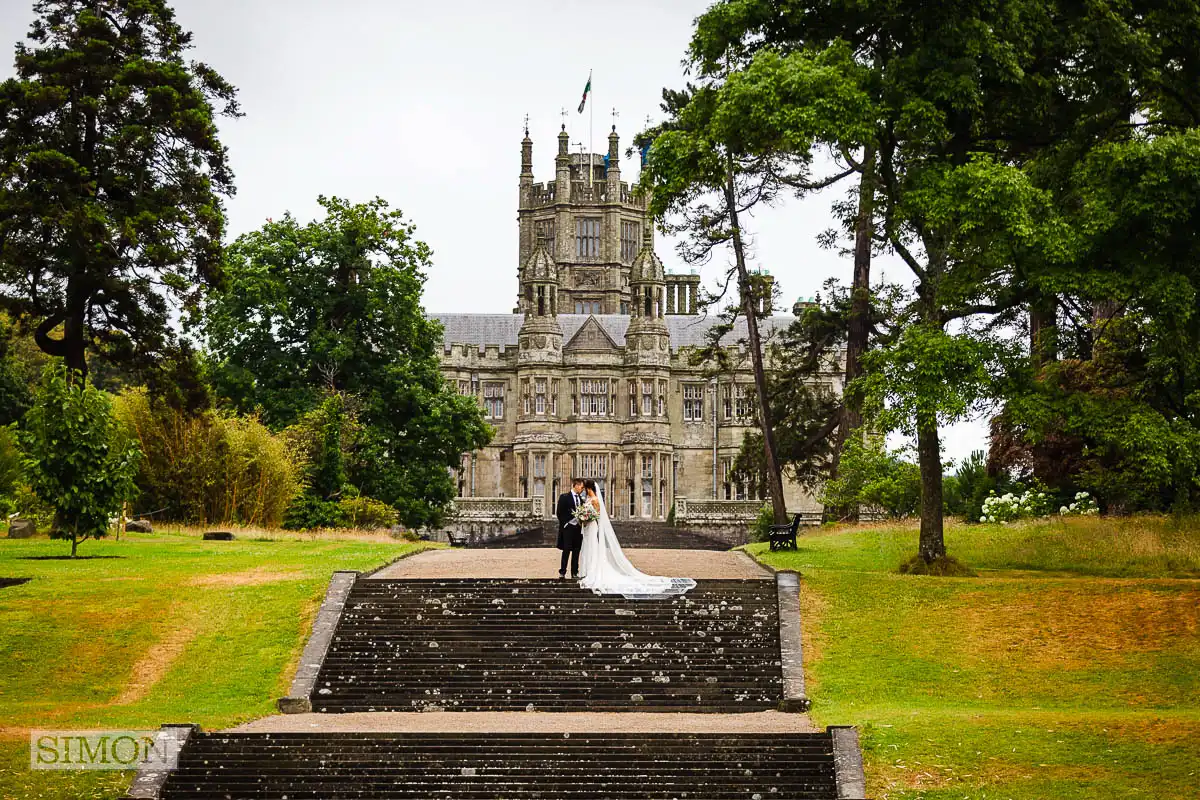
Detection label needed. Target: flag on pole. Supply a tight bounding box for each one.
[577,71,592,113]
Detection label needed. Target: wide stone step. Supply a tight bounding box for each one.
[310,579,783,713]
[158,732,839,799]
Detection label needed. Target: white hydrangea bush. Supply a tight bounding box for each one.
[980,488,1052,524]
[1059,491,1099,516]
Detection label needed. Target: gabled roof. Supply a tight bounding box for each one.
[564,315,619,351]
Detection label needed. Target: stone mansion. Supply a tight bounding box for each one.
[432,125,840,524]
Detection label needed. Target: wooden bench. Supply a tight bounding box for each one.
[768,514,801,551]
[447,531,470,548]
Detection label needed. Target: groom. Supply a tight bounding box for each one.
[555,478,586,580]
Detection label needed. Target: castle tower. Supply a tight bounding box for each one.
[621,224,672,519]
[516,121,652,315]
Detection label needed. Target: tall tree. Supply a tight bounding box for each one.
[688,0,885,517]
[201,196,492,528]
[0,0,238,379]
[639,46,870,524]
[672,0,1199,565]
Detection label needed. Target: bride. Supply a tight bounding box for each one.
[576,479,696,599]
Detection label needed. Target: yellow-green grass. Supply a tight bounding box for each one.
[752,515,1200,799]
[0,528,432,799]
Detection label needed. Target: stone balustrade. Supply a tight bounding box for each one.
[674,497,766,524]
[452,496,544,522]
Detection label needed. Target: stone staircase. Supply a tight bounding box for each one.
[158,731,841,799]
[310,578,782,712]
[480,520,736,550]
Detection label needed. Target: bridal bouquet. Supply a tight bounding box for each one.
[573,503,599,525]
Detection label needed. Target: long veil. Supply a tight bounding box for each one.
[579,490,696,600]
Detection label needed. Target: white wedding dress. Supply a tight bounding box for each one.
[578,492,696,600]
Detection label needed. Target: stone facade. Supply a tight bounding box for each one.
[433,126,843,521]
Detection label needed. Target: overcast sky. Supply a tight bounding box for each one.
[0,0,989,463]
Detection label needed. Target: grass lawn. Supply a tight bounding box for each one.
[0,528,431,799]
[751,515,1200,799]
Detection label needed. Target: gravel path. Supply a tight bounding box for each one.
[231,711,814,734]
[369,547,770,580]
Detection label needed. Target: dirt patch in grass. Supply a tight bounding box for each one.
[798,582,829,693]
[185,568,305,588]
[869,755,1118,798]
[112,612,201,705]
[1060,715,1200,745]
[956,584,1200,670]
[0,578,30,589]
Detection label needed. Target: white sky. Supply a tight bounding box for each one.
[0,0,989,464]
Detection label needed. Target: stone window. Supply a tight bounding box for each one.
[735,385,751,420]
[578,454,608,497]
[575,217,601,258]
[620,220,640,262]
[620,301,629,314]
[641,455,654,517]
[722,457,746,500]
[579,379,609,416]
[521,379,530,414]
[550,380,559,415]
[483,383,504,419]
[533,454,546,502]
[535,218,556,248]
[628,380,638,417]
[458,379,470,396]
[683,383,705,421]
[535,379,547,415]
[658,380,667,417]
[641,381,653,416]
[575,299,602,315]
[722,384,732,420]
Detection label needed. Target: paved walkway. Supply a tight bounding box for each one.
[232,711,813,734]
[370,547,770,580]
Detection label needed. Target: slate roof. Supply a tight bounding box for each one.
[428,313,792,351]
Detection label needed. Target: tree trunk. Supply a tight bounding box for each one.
[829,147,876,522]
[725,162,788,524]
[916,414,945,562]
[62,311,88,378]
[1029,294,1057,368]
[32,290,89,380]
[70,533,79,558]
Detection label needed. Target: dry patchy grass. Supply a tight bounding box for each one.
[954,582,1200,671]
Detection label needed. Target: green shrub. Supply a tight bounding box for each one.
[822,437,921,519]
[0,425,20,517]
[281,394,359,530]
[114,389,299,527]
[749,502,774,542]
[10,482,54,531]
[338,496,398,529]
[282,494,342,530]
[22,364,140,556]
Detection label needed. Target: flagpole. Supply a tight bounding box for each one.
[588,68,594,188]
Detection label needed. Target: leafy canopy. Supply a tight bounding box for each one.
[201,196,491,528]
[0,0,238,375]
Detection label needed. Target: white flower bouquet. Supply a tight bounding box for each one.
[573,503,599,525]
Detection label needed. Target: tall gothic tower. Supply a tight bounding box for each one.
[517,124,652,315]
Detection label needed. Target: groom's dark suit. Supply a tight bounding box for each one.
[556,490,583,577]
